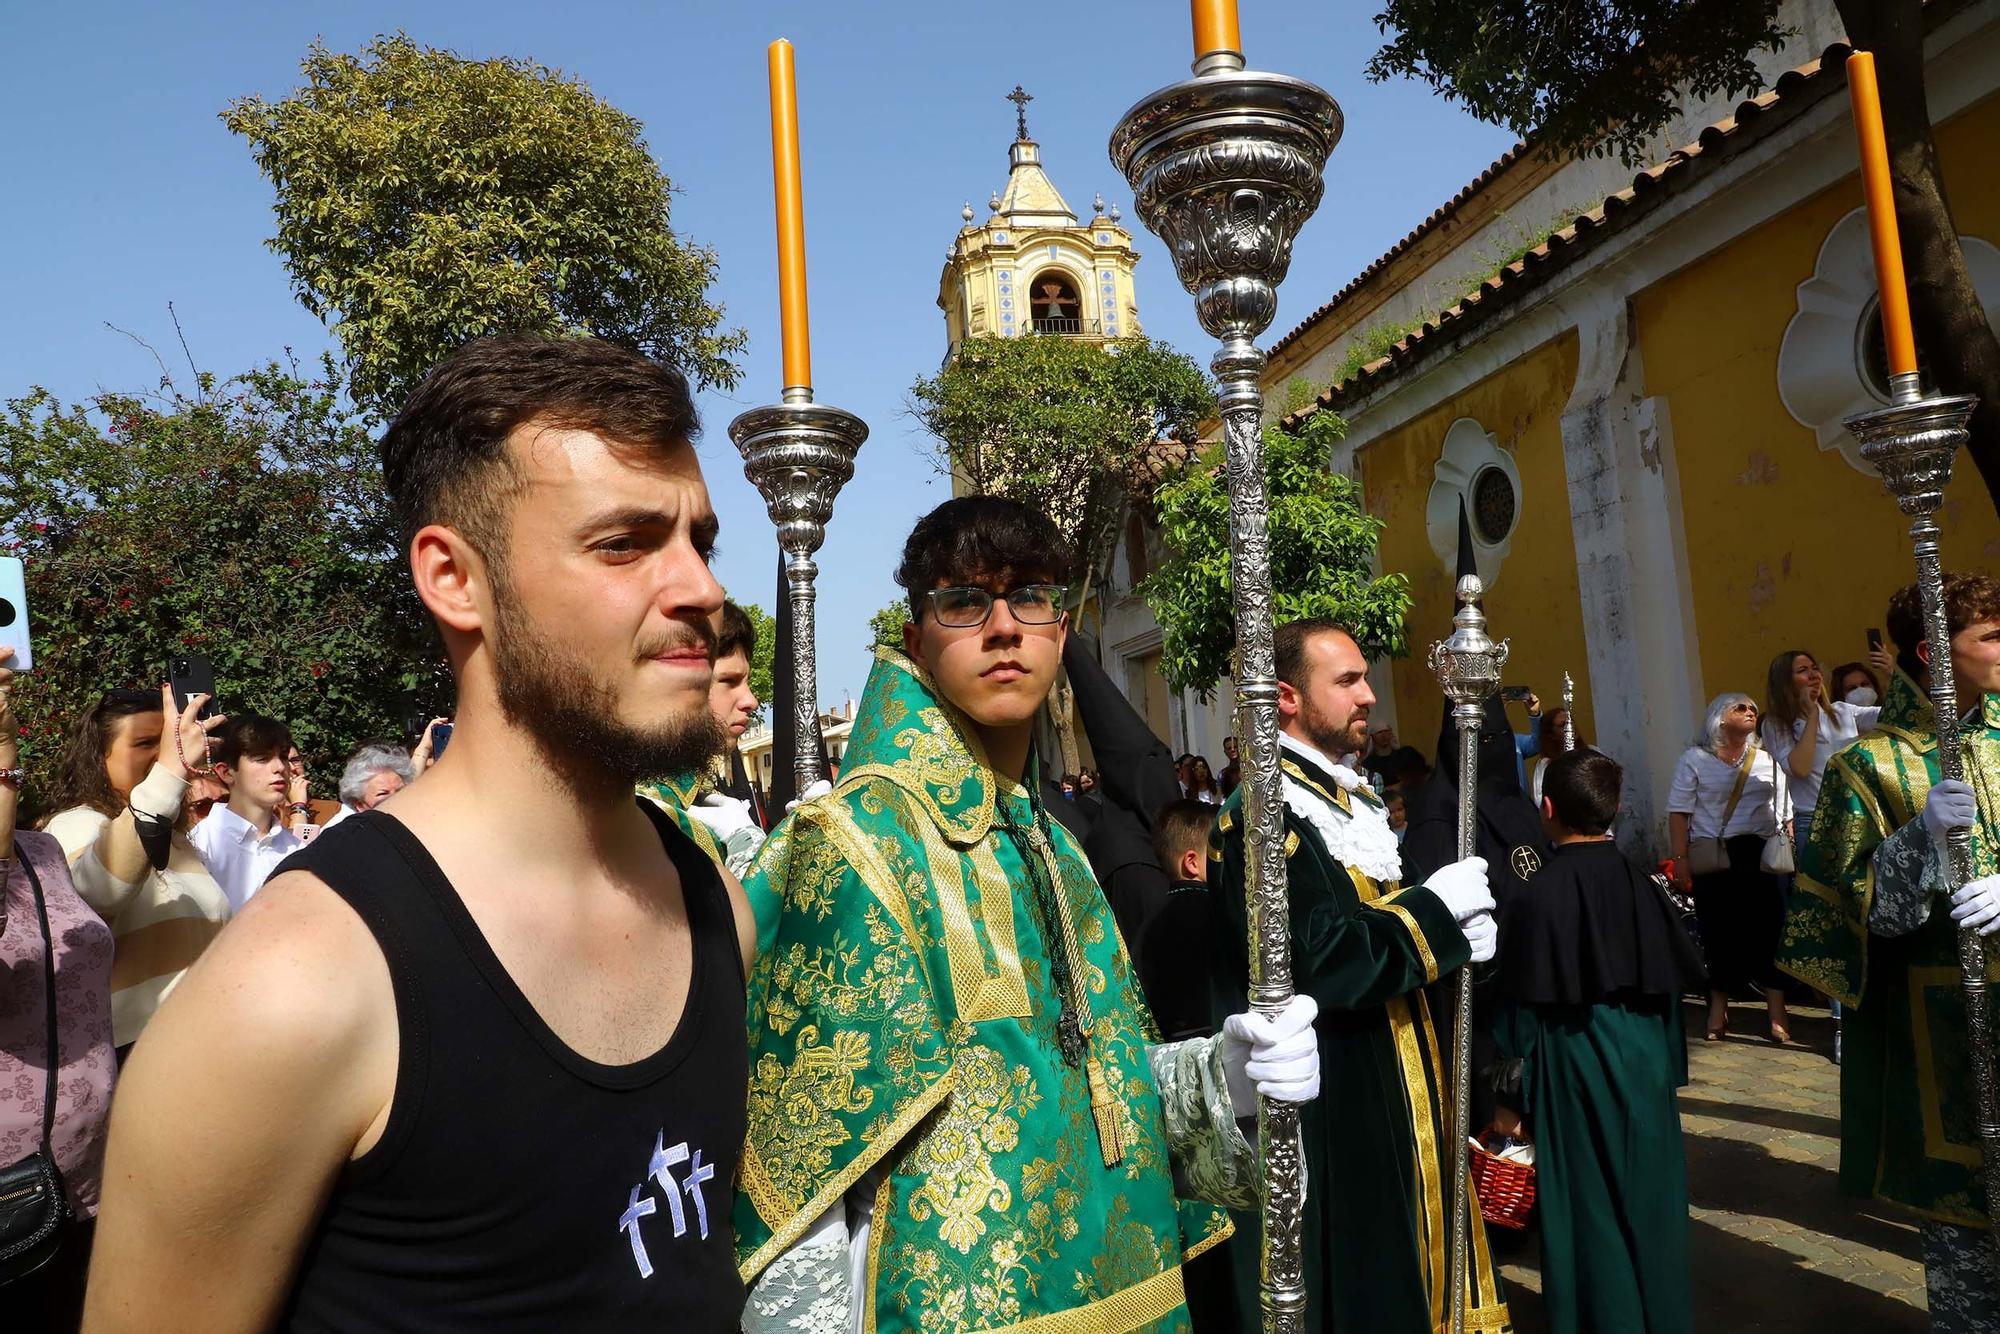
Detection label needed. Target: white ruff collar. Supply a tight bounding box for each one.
[1278,734,1403,884]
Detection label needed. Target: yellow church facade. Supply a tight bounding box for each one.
[1263,6,2000,847]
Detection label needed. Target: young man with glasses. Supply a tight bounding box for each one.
[737,495,1319,1333]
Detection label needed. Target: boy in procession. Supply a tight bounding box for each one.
[737,495,1321,1332]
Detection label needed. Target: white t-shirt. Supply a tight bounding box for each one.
[189,803,304,911]
[1667,744,1788,840]
[1763,702,1882,818]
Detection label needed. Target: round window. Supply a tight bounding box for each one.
[1469,465,1517,545]
[1854,293,1933,403]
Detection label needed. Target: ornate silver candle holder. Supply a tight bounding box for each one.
[729,393,868,795]
[1846,372,2000,1245]
[1111,51,1340,1334]
[1426,574,1507,1333]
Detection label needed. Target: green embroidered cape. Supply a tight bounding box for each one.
[639,771,726,867]
[1777,670,2000,1226]
[1211,743,1512,1333]
[737,649,1229,1332]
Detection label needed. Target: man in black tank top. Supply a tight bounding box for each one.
[86,336,759,1332]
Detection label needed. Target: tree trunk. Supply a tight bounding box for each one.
[1836,0,2000,517]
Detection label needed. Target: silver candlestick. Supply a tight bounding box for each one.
[1426,574,1507,1334]
[1111,51,1340,1334]
[729,392,868,796]
[1561,671,1576,753]
[1845,371,2000,1248]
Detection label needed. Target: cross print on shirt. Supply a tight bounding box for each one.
[618,1132,715,1280]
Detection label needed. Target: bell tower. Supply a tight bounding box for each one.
[938,85,1143,358]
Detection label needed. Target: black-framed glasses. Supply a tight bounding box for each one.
[925,584,1068,629]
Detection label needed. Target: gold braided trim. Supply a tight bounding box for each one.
[984,1261,1189,1333]
[738,1063,962,1282]
[1385,993,1446,1326]
[966,840,1034,1020]
[639,789,724,865]
[1375,901,1440,984]
[1181,1213,1235,1263]
[862,1171,894,1334]
[1284,829,1300,858]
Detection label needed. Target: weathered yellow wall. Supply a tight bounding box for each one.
[1637,90,2000,705]
[1359,331,1590,760]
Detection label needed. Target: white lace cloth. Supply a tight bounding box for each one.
[1278,734,1404,884]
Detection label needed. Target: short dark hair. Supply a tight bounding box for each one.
[1153,798,1216,878]
[1274,618,1357,691]
[716,601,757,662]
[1544,749,1622,835]
[379,334,701,556]
[1887,572,2000,682]
[895,496,1074,619]
[216,714,294,768]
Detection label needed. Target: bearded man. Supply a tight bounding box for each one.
[86,336,757,1331]
[1211,618,1513,1333]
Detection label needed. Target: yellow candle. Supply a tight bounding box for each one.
[1191,0,1240,58]
[1846,51,1918,378]
[768,39,811,393]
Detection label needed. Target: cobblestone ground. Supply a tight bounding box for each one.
[1492,999,1929,1332]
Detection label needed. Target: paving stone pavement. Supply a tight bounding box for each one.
[1490,999,1929,1332]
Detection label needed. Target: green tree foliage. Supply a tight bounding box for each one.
[0,357,446,816]
[1366,1,1788,164]
[868,600,909,653]
[1140,411,1410,697]
[1368,0,2000,515]
[225,34,744,418]
[908,336,1215,586]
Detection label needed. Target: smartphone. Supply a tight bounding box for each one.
[1500,685,1534,703]
[167,652,219,720]
[430,721,453,759]
[0,556,31,671]
[1867,627,1884,652]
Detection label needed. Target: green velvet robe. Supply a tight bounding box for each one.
[736,649,1235,1332]
[1212,744,1512,1333]
[1777,670,2000,1226]
[1489,1001,1690,1334]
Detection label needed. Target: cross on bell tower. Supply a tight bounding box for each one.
[1006,84,1033,142]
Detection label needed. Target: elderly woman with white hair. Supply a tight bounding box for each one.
[1668,692,1794,1045]
[321,743,418,830]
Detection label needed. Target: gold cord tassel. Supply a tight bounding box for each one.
[1086,1055,1126,1167]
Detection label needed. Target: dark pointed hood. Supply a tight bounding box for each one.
[1064,634,1181,879]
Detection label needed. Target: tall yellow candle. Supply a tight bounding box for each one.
[768,39,812,393]
[1191,0,1240,58]
[1846,50,1918,378]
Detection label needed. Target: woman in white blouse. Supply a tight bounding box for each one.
[1761,649,1881,829]
[1668,693,1793,1045]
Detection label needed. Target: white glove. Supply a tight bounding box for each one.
[785,778,833,814]
[1925,780,1978,845]
[690,792,757,842]
[1423,856,1494,924]
[1220,994,1320,1115]
[1950,875,2000,935]
[1460,910,1498,964]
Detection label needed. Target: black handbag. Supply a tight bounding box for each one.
[0,844,71,1286]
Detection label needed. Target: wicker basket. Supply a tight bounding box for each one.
[1467,1137,1536,1230]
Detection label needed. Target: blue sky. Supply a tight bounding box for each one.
[0,2,1517,711]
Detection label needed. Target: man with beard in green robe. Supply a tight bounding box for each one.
[1212,617,1512,1333]
[1489,748,1702,1333]
[737,496,1322,1333]
[1778,572,2000,1331]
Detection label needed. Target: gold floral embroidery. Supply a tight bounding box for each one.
[745,1025,877,1211]
[904,1047,1040,1255]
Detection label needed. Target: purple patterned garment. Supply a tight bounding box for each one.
[0,829,115,1216]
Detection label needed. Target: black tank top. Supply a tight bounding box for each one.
[279,801,746,1332]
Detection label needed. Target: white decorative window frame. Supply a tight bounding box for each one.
[1778,207,2000,474]
[1425,417,1520,588]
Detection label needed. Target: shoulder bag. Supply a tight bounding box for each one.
[0,844,70,1287]
[1687,745,1756,877]
[1760,745,1796,874]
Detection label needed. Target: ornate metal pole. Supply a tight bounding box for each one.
[1561,671,1576,753]
[1426,573,1507,1334]
[1845,374,2000,1246]
[1111,48,1340,1334]
[730,400,866,796]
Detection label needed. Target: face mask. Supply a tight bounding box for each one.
[1846,686,1879,708]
